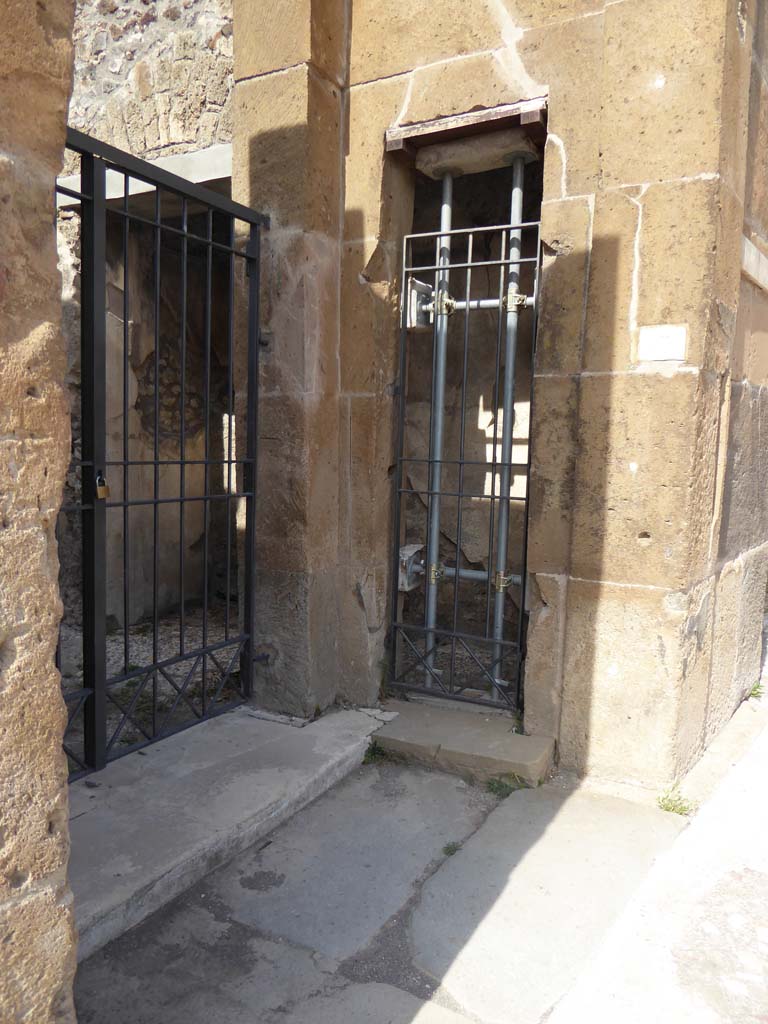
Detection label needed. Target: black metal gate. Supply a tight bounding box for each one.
[56,129,267,778]
[389,160,541,714]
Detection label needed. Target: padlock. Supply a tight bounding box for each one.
[95,473,110,500]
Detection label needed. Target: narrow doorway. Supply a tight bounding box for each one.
[389,116,544,714]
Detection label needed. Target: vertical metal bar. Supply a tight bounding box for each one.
[202,209,212,714]
[240,224,261,698]
[514,226,542,709]
[485,226,508,637]
[450,231,473,695]
[424,173,452,682]
[81,152,107,770]
[389,235,411,687]
[152,188,161,736]
[122,174,130,674]
[179,198,187,656]
[225,218,235,640]
[492,156,526,683]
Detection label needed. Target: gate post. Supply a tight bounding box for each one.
[80,152,107,770]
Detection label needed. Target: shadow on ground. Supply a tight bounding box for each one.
[74,754,683,1024]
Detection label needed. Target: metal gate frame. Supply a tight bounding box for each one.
[56,129,268,777]
[389,159,541,713]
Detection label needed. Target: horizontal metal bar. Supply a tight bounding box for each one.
[104,492,253,509]
[104,457,255,467]
[398,485,527,501]
[442,566,522,586]
[401,457,529,469]
[406,220,540,241]
[104,206,251,258]
[451,297,503,311]
[105,635,249,687]
[66,127,269,227]
[450,296,536,311]
[393,621,521,650]
[405,255,539,273]
[387,680,517,710]
[56,184,91,202]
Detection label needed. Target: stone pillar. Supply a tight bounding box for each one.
[539,0,749,787]
[233,1,348,715]
[0,2,78,1020]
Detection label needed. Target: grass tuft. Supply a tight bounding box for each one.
[486,775,525,799]
[363,740,392,765]
[442,841,461,857]
[657,788,697,816]
[750,679,764,699]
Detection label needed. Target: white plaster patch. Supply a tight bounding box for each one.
[652,74,666,89]
[636,324,688,363]
[487,0,544,97]
[741,234,768,295]
[546,132,568,200]
[628,462,638,474]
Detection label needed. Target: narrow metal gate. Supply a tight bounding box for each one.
[389,158,540,713]
[56,129,267,778]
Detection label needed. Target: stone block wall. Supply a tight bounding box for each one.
[232,0,767,789]
[704,0,768,747]
[0,2,77,1020]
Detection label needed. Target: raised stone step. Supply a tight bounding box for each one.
[69,706,392,961]
[377,699,555,786]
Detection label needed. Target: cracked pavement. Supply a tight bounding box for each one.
[75,749,739,1023]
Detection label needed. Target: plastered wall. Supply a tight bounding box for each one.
[0,2,78,1020]
[234,0,761,788]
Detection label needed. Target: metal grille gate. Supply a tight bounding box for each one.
[390,159,540,713]
[56,129,267,778]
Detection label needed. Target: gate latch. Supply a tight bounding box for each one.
[95,473,110,500]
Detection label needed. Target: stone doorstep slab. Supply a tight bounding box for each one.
[378,699,554,785]
[68,706,393,961]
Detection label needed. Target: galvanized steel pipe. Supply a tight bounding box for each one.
[491,156,526,682]
[424,173,453,681]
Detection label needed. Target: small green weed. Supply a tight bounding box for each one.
[442,841,461,857]
[657,788,697,816]
[750,680,764,699]
[486,775,525,799]
[363,740,389,764]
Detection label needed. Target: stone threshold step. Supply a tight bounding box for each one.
[69,706,392,961]
[377,699,554,786]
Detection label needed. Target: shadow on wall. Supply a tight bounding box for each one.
[70,119,654,1023]
[238,109,630,1018]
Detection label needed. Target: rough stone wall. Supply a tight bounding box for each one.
[234,0,762,787]
[0,2,78,1020]
[233,0,347,715]
[705,0,768,746]
[70,0,232,156]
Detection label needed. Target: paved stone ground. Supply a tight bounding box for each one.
[74,755,688,1024]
